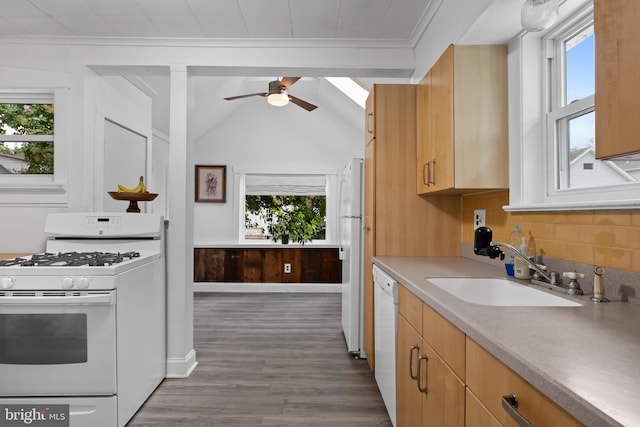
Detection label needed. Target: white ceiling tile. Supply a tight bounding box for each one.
[0,17,25,34]
[379,0,428,39]
[27,0,96,16]
[102,15,162,37]
[244,15,292,38]
[83,0,144,16]
[8,16,74,36]
[0,0,47,17]
[289,0,340,18]
[292,16,337,38]
[134,0,193,16]
[148,15,206,37]
[0,0,438,43]
[336,15,382,39]
[339,0,392,17]
[186,0,242,17]
[237,0,290,18]
[53,15,118,36]
[197,17,250,38]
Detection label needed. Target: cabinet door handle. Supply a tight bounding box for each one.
[422,163,428,185]
[501,394,534,427]
[408,344,420,380]
[416,353,429,394]
[428,159,436,186]
[367,113,374,133]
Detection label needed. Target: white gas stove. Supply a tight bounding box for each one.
[0,212,166,427]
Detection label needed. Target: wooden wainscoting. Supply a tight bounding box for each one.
[194,247,342,283]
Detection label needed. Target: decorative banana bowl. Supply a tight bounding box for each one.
[108,191,158,213]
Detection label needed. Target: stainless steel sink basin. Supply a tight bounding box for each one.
[426,277,581,307]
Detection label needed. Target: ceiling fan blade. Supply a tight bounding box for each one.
[288,95,317,112]
[279,77,301,89]
[223,92,267,101]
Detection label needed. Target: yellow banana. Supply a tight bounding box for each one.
[117,176,148,193]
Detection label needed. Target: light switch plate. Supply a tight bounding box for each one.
[474,209,486,230]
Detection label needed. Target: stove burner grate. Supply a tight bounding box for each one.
[0,251,140,267]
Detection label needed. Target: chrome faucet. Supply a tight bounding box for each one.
[474,226,583,295]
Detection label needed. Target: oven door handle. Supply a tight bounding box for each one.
[0,293,116,305]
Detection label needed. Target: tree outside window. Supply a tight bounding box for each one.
[0,102,54,174]
[245,195,326,243]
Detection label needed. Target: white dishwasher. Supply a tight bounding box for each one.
[373,264,398,427]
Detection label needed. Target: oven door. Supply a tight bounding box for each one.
[0,291,116,396]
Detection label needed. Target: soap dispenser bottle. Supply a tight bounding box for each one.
[514,235,531,280]
[506,226,523,276]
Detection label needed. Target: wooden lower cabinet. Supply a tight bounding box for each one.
[397,286,464,427]
[465,389,501,427]
[421,339,465,427]
[466,338,583,427]
[397,314,423,427]
[397,285,584,427]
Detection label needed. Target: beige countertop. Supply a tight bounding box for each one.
[373,256,640,427]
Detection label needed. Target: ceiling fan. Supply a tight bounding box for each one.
[223,77,318,111]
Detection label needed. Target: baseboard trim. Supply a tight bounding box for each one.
[165,348,198,378]
[193,282,341,293]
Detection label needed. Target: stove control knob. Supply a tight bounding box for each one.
[61,277,74,289]
[77,277,90,289]
[1,277,14,289]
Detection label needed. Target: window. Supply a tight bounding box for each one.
[0,87,69,206]
[0,93,54,175]
[242,174,328,243]
[508,1,640,211]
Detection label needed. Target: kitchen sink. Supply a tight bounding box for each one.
[426,277,582,307]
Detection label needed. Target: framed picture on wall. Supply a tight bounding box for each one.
[195,165,226,203]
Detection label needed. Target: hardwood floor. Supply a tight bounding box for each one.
[127,292,392,427]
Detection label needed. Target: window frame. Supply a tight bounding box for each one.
[236,172,336,245]
[506,0,640,211]
[0,92,55,174]
[0,88,69,206]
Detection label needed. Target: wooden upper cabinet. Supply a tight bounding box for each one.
[365,90,375,145]
[595,0,640,159]
[416,44,509,195]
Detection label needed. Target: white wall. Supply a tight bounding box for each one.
[193,86,363,244]
[96,76,153,212]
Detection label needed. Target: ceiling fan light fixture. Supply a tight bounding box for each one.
[267,91,289,107]
[521,0,559,32]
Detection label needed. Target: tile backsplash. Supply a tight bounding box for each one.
[462,190,640,273]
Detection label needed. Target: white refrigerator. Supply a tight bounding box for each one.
[339,158,365,359]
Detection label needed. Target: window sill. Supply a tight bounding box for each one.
[504,200,640,212]
[0,182,68,206]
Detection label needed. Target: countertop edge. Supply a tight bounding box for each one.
[373,256,626,427]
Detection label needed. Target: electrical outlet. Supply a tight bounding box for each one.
[474,209,486,230]
[284,263,292,274]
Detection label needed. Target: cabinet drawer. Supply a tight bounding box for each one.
[423,303,465,381]
[466,388,501,427]
[398,285,423,335]
[466,338,583,427]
